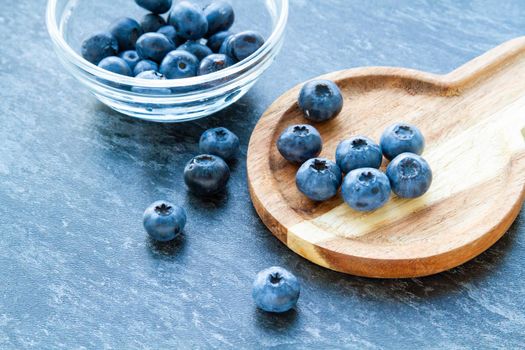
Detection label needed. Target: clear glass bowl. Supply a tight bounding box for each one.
[46,0,288,122]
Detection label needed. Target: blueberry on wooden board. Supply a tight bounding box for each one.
[277,124,322,164]
[296,158,342,202]
[342,168,391,212]
[298,79,343,122]
[386,153,432,198]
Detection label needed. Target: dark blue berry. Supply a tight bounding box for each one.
[386,153,432,198]
[160,50,199,78]
[184,154,230,196]
[143,200,186,242]
[207,30,233,52]
[298,80,343,122]
[218,34,235,59]
[108,17,143,51]
[199,127,239,160]
[140,13,167,33]
[81,32,118,65]
[136,32,175,62]
[198,54,234,75]
[380,123,425,161]
[135,0,173,14]
[119,50,141,71]
[336,136,382,173]
[204,1,235,37]
[277,124,322,164]
[97,56,132,76]
[168,1,208,40]
[228,31,264,61]
[252,267,300,313]
[296,158,342,201]
[177,41,213,61]
[132,71,171,95]
[157,25,185,46]
[342,168,391,212]
[133,59,159,76]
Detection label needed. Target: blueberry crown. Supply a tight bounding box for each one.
[155,203,173,215]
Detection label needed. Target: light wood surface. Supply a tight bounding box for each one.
[247,37,525,278]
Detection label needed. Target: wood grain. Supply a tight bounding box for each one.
[247,37,525,278]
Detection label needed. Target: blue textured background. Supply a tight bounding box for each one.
[1,0,524,348]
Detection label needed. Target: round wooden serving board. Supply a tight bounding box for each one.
[247,37,525,278]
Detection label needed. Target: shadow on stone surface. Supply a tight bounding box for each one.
[254,308,299,334]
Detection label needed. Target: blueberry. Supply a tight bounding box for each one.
[133,59,159,76]
[342,168,391,212]
[119,50,141,71]
[97,56,132,76]
[177,41,213,61]
[143,200,186,242]
[298,80,343,122]
[204,1,235,37]
[336,136,382,173]
[199,127,239,160]
[252,266,300,313]
[277,124,322,164]
[157,25,185,46]
[228,31,264,61]
[218,34,235,59]
[108,17,143,51]
[296,158,342,201]
[184,154,230,196]
[160,50,199,78]
[386,153,432,198]
[198,54,234,75]
[132,70,171,95]
[168,1,208,40]
[207,30,233,52]
[136,32,175,62]
[81,32,118,65]
[135,0,172,14]
[380,122,425,161]
[141,13,167,33]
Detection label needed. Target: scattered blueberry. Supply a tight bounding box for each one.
[298,80,343,122]
[277,124,322,164]
[135,0,173,14]
[133,59,159,76]
[199,127,239,160]
[81,32,118,65]
[119,50,141,71]
[132,70,171,94]
[228,31,264,61]
[252,266,300,313]
[386,153,432,198]
[198,54,234,75]
[336,136,382,173]
[97,56,132,76]
[207,30,233,52]
[136,32,176,62]
[157,25,184,46]
[380,122,425,161]
[108,17,143,51]
[143,200,186,242]
[141,13,167,33]
[160,50,199,78]
[184,154,230,196]
[204,0,235,37]
[342,168,391,212]
[169,1,208,40]
[296,158,342,201]
[177,41,213,61]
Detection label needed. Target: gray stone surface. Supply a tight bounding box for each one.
[1,0,525,349]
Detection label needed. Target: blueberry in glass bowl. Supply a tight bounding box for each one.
[46,0,289,122]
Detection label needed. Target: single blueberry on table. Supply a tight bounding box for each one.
[207,30,233,52]
[97,56,132,76]
[228,31,265,61]
[143,200,187,242]
[168,1,208,40]
[296,158,342,202]
[299,80,343,122]
[157,25,184,46]
[386,153,432,198]
[133,59,159,76]
[119,50,141,71]
[198,54,234,75]
[184,154,230,196]
[136,32,175,62]
[108,17,143,51]
[342,168,391,212]
[160,50,199,78]
[204,0,235,37]
[135,0,173,14]
[132,70,171,95]
[277,124,322,164]
[141,13,167,33]
[252,266,300,313]
[199,127,240,160]
[336,136,383,173]
[177,41,213,61]
[380,122,425,161]
[81,32,118,65]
